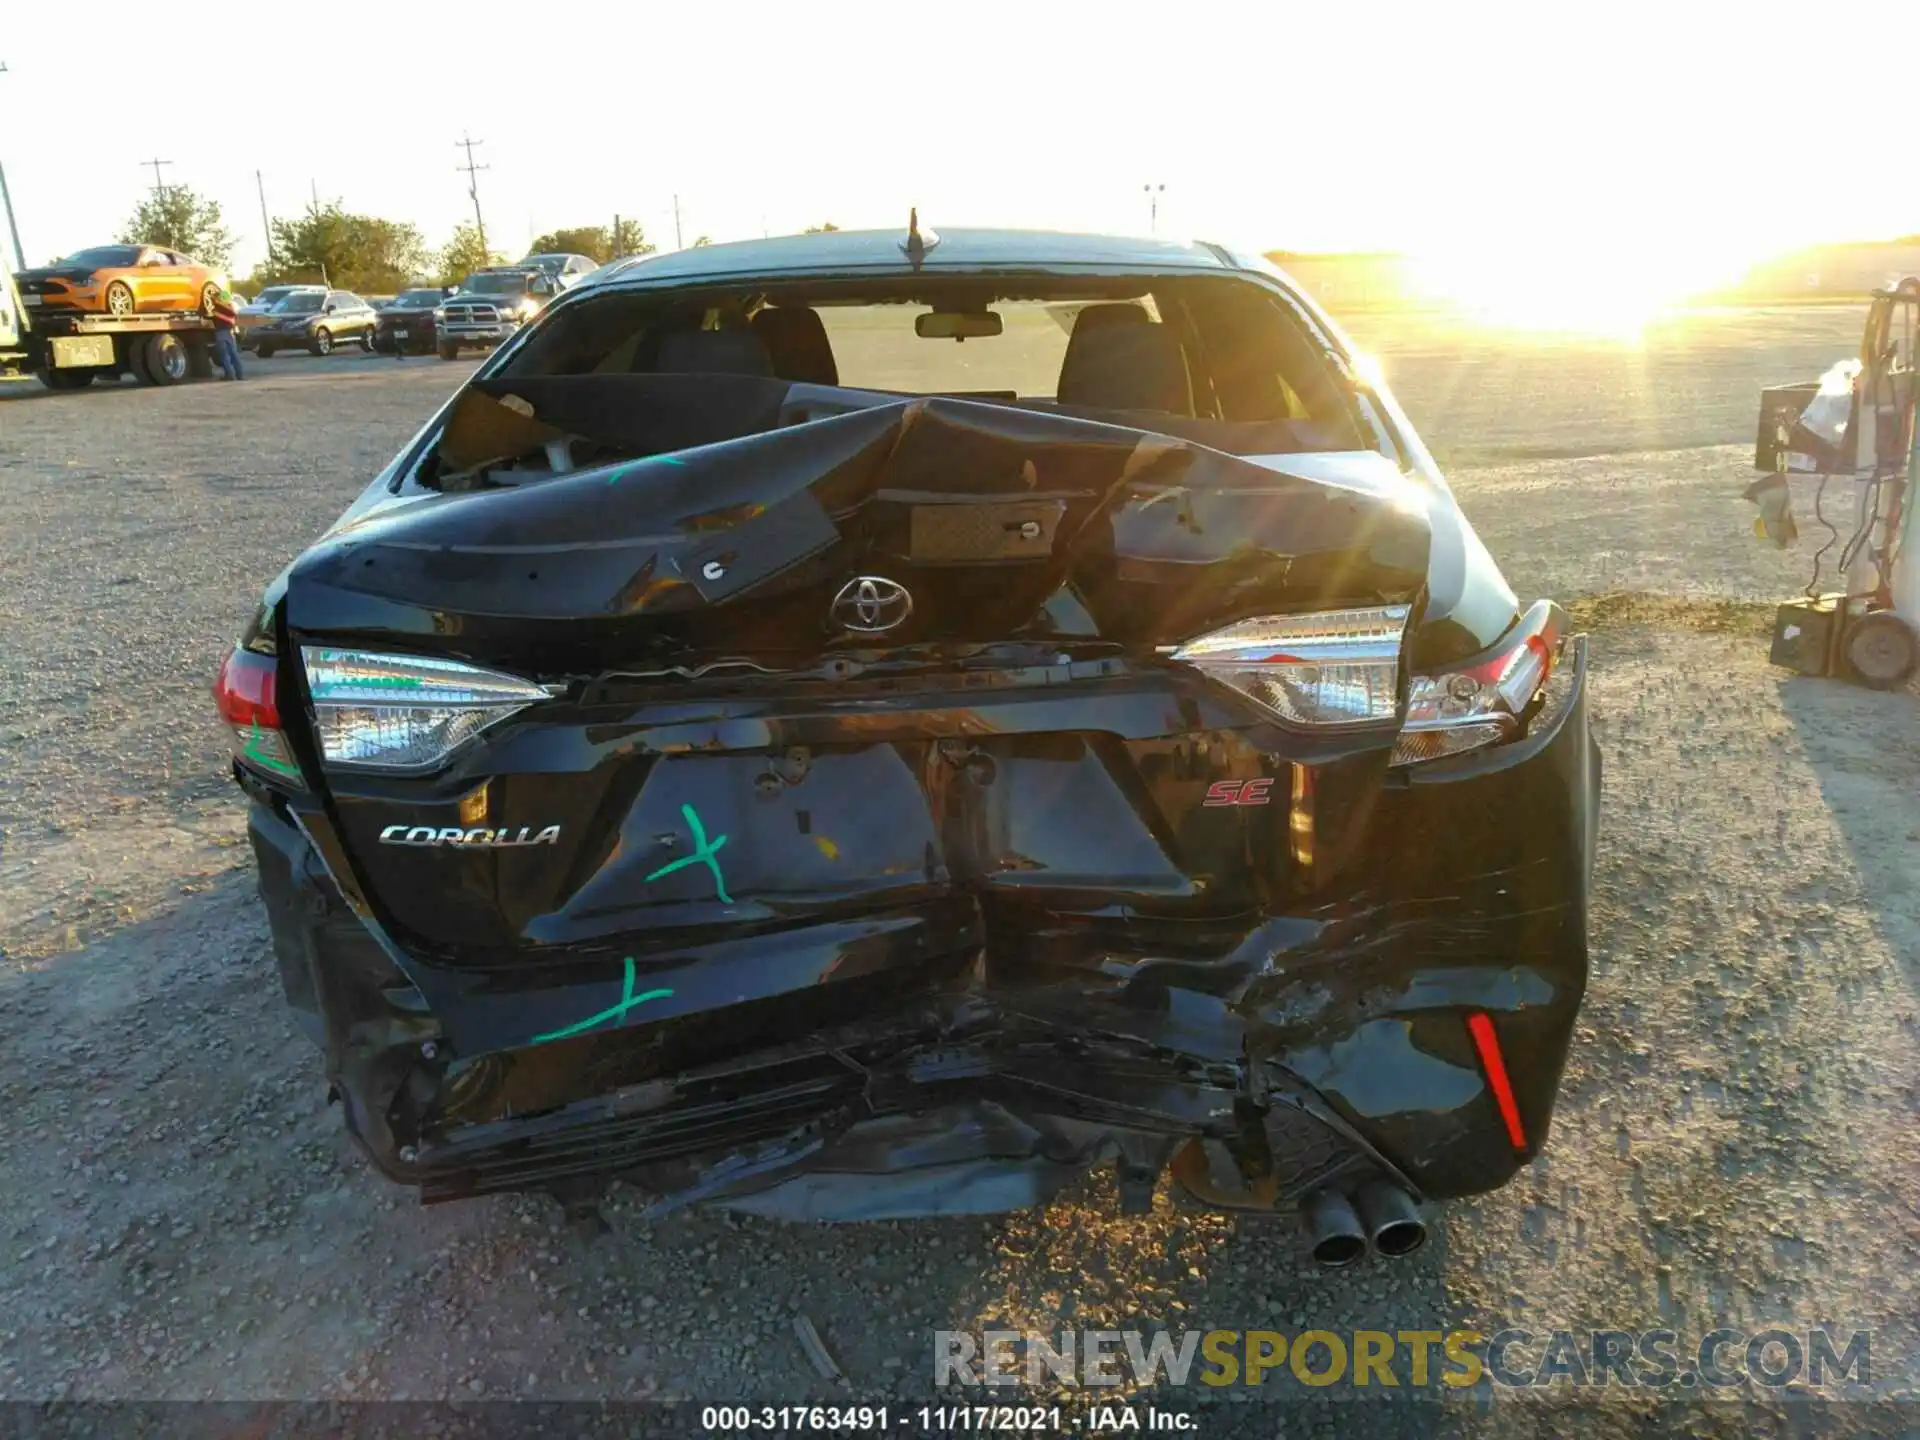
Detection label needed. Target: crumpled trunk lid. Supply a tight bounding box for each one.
[284,396,1432,1043]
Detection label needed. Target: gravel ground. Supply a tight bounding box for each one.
[1,309,1916,1434]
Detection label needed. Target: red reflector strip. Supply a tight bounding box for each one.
[1466,1011,1528,1151]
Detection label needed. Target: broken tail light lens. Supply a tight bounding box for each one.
[1167,605,1408,726]
[1392,600,1563,766]
[214,646,304,787]
[302,648,553,774]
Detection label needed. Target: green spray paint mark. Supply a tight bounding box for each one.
[609,455,687,483]
[530,956,674,1044]
[241,718,302,780]
[644,803,732,903]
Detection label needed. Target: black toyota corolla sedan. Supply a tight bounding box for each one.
[215,222,1598,1265]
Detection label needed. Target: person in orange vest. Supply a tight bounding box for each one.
[210,285,244,380]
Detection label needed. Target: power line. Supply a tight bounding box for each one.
[456,134,489,258]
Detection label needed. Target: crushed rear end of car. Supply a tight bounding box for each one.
[220,250,1598,1257]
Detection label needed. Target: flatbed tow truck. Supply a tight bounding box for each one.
[1,273,223,389]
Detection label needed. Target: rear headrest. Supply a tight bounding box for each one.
[650,326,774,377]
[1056,315,1191,415]
[751,306,838,386]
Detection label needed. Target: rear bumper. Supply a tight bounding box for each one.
[244,637,1598,1218]
[375,321,436,350]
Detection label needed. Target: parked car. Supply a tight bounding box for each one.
[521,252,598,288]
[434,267,557,358]
[12,244,223,317]
[215,226,1598,1252]
[251,289,378,358]
[373,287,453,355]
[238,285,328,350]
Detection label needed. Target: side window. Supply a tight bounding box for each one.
[337,293,363,309]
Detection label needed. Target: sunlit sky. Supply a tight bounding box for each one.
[3,0,1916,307]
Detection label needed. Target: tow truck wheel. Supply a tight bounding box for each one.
[36,367,93,391]
[104,282,135,317]
[311,327,333,357]
[125,335,155,384]
[1844,611,1918,690]
[139,333,189,386]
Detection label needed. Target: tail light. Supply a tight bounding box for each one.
[1169,599,1564,766]
[302,648,553,774]
[214,647,304,787]
[1392,600,1562,766]
[1166,604,1408,726]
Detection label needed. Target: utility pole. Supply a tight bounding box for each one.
[673,194,683,251]
[0,161,22,272]
[256,170,274,264]
[612,213,620,260]
[0,62,23,270]
[1143,182,1165,235]
[142,157,174,197]
[309,177,319,211]
[455,134,489,258]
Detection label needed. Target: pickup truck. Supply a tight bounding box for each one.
[435,267,558,359]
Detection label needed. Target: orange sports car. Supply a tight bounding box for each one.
[12,243,224,318]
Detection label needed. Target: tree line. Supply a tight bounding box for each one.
[112,187,661,294]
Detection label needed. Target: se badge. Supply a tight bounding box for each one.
[1203,778,1274,807]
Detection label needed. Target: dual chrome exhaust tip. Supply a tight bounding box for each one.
[1301,1179,1428,1268]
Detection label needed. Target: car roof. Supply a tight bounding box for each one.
[584,227,1240,290]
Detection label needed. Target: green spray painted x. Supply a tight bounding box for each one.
[530,956,674,1044]
[644,803,732,903]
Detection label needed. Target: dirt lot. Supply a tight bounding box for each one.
[1,308,1917,1433]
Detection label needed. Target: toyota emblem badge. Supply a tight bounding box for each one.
[830,576,913,634]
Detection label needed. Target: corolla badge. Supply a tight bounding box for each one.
[830,576,913,634]
[380,824,561,847]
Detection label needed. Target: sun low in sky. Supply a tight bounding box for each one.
[1,0,1915,334]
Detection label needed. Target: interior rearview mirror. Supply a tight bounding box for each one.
[916,310,1002,341]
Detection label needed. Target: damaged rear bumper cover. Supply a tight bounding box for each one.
[244,636,1596,1223]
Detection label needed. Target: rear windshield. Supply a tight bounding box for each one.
[396,289,444,305]
[508,275,1362,434]
[274,294,323,314]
